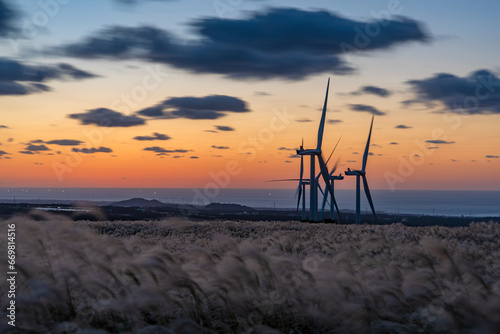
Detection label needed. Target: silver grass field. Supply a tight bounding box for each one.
[1,213,500,333]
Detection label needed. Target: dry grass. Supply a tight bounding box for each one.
[1,212,500,333]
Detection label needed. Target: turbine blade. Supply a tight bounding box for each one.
[362,174,376,219]
[316,78,330,151]
[325,134,342,166]
[362,115,374,172]
[329,157,340,177]
[318,153,341,220]
[321,185,329,214]
[266,179,301,182]
[317,183,325,198]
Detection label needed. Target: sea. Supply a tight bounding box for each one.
[0,188,499,217]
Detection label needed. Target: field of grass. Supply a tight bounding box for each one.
[1,213,500,333]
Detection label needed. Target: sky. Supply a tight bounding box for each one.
[1,0,499,191]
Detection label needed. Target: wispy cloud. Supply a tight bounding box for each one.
[405,69,500,114]
[348,85,391,97]
[0,58,97,96]
[425,140,455,144]
[25,144,50,152]
[69,108,146,127]
[143,146,192,154]
[254,91,271,96]
[212,145,229,150]
[137,95,250,120]
[215,125,235,132]
[349,104,386,116]
[72,147,113,154]
[43,139,84,146]
[133,132,171,141]
[395,125,412,129]
[55,8,429,80]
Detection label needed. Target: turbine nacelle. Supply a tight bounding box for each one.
[297,148,321,155]
[345,169,365,176]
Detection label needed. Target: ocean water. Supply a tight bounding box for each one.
[0,187,499,217]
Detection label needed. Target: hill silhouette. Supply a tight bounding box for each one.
[111,198,168,207]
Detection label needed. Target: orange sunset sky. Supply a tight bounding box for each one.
[1,0,499,190]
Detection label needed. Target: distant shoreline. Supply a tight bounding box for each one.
[1,199,498,227]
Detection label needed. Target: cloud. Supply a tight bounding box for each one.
[0,150,9,156]
[215,125,234,131]
[254,91,271,96]
[296,118,313,123]
[143,146,192,153]
[425,140,455,144]
[349,104,386,116]
[405,69,500,114]
[349,85,391,97]
[212,145,229,150]
[190,156,199,159]
[0,58,97,96]
[45,139,85,146]
[114,0,174,4]
[486,155,499,159]
[137,95,250,120]
[19,151,34,155]
[0,0,18,37]
[69,108,146,127]
[72,147,113,154]
[55,8,429,80]
[278,147,297,151]
[395,125,412,129]
[389,142,398,145]
[328,119,342,124]
[25,144,50,152]
[133,132,171,141]
[0,125,9,129]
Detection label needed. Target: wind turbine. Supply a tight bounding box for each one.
[318,136,343,220]
[321,161,344,220]
[267,139,309,220]
[345,115,376,224]
[296,140,308,220]
[296,78,340,221]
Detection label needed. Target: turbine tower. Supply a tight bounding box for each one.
[297,78,340,221]
[345,115,376,224]
[321,167,344,220]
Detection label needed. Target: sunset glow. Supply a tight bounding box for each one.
[1,0,499,191]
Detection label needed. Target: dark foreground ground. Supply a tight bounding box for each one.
[1,215,499,333]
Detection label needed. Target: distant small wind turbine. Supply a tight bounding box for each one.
[345,115,376,224]
[267,139,308,220]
